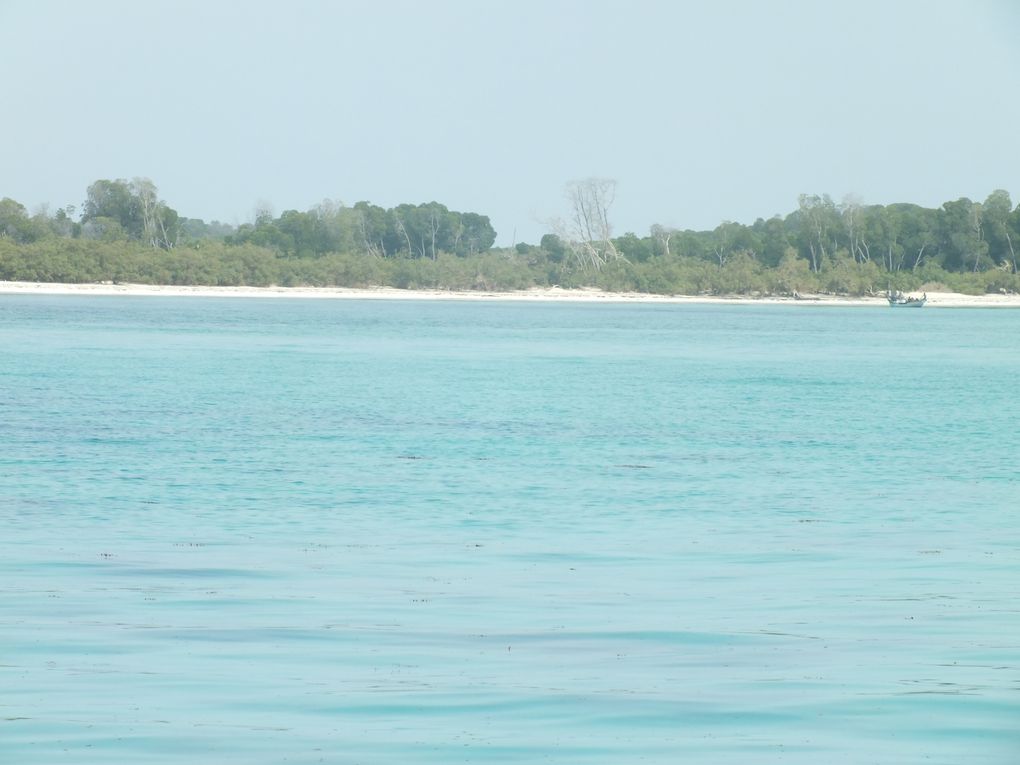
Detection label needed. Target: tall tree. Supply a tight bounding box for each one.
[649,224,676,258]
[454,212,496,256]
[981,190,1017,273]
[939,198,988,272]
[751,217,791,268]
[794,194,839,272]
[353,201,393,257]
[0,198,47,243]
[710,221,759,267]
[132,178,178,249]
[81,179,142,239]
[840,195,867,263]
[81,178,178,248]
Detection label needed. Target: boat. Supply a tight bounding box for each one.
[887,290,926,307]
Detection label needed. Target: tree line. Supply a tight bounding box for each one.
[1,178,1019,295]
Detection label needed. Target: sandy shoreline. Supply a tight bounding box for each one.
[1,281,1018,308]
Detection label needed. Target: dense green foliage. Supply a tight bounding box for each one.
[226,200,496,259]
[2,180,1019,295]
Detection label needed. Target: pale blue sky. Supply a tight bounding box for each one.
[2,0,1018,244]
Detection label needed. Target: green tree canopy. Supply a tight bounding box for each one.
[81,178,179,249]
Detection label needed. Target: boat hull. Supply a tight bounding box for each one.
[887,292,926,307]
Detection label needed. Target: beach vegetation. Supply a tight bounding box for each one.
[2,181,1020,296]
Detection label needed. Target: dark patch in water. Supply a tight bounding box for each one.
[106,567,273,579]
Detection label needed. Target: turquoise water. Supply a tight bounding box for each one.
[1,296,1018,764]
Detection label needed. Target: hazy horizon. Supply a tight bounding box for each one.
[2,0,1018,244]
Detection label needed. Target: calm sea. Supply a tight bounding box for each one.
[1,296,1018,764]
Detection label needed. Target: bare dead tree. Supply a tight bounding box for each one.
[133,178,159,247]
[798,194,836,273]
[132,177,174,249]
[840,195,868,263]
[355,210,385,258]
[650,224,675,257]
[254,200,275,225]
[558,177,623,270]
[911,244,927,271]
[969,203,985,273]
[429,207,440,260]
[393,214,414,257]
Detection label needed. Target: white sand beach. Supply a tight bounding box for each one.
[1,281,1019,307]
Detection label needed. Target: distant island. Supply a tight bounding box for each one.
[1,178,1018,298]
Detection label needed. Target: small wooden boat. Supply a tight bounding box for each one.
[887,290,926,307]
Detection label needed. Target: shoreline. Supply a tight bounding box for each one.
[2,281,1019,308]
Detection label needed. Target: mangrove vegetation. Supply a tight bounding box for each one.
[2,178,1019,296]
